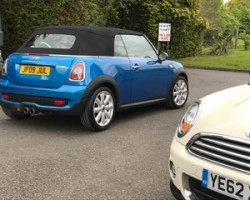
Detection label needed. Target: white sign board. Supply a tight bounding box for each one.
[158,23,171,42]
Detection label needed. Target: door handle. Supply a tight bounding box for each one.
[132,64,140,70]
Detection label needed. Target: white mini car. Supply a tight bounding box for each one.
[169,84,250,200]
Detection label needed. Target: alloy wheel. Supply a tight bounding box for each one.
[173,79,188,106]
[93,90,114,127]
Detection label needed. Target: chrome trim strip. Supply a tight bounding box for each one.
[186,132,250,174]
[120,98,166,108]
[201,137,250,153]
[24,53,97,58]
[190,146,250,168]
[194,140,250,161]
[24,53,131,59]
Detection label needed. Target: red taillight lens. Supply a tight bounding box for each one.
[53,100,66,106]
[2,94,10,100]
[1,59,8,76]
[69,61,85,81]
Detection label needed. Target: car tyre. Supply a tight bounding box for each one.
[167,76,188,109]
[1,105,31,119]
[80,87,115,131]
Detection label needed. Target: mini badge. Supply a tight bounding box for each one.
[32,56,39,60]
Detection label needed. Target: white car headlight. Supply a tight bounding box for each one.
[178,101,201,137]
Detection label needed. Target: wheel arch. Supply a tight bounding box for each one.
[173,68,188,82]
[166,68,189,109]
[81,75,120,109]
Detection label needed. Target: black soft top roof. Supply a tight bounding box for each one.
[16,26,144,56]
[37,26,143,36]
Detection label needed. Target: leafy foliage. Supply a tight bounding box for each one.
[239,32,250,50]
[227,0,250,10]
[200,0,223,29]
[201,0,244,55]
[200,0,240,29]
[209,31,233,55]
[218,6,240,29]
[107,0,206,58]
[0,0,206,58]
[230,7,250,30]
[0,0,105,58]
[226,0,250,30]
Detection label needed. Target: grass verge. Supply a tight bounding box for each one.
[176,49,250,72]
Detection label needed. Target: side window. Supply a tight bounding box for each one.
[121,35,158,59]
[114,35,127,57]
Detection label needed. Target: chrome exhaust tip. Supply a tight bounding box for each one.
[23,107,30,114]
[29,107,36,115]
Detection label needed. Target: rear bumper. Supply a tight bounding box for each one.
[0,81,87,114]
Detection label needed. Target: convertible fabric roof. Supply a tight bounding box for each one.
[16,26,144,56]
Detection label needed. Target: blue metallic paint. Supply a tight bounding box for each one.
[0,53,184,112]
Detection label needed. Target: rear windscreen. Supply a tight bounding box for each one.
[26,34,76,49]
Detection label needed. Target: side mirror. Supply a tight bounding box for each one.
[0,16,3,47]
[158,51,168,62]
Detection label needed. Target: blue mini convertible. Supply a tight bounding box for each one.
[0,26,188,131]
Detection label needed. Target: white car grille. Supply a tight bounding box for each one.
[187,134,250,173]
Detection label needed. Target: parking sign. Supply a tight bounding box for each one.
[158,23,171,42]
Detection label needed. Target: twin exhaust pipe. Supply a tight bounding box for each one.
[17,106,36,115]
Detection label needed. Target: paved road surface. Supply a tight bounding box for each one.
[0,68,249,200]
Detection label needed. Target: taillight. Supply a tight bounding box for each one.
[69,61,85,81]
[2,94,10,100]
[1,59,8,76]
[53,100,66,106]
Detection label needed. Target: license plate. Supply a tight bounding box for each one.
[202,169,250,199]
[20,65,50,76]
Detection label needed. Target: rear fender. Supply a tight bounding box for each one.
[81,75,120,109]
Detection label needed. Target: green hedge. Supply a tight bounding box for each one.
[0,0,206,58]
[0,0,104,58]
[107,0,206,58]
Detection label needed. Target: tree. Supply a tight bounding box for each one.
[227,0,250,30]
[200,0,223,29]
[199,0,242,53]
[230,7,250,30]
[200,0,240,30]
[227,0,250,9]
[218,6,240,29]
